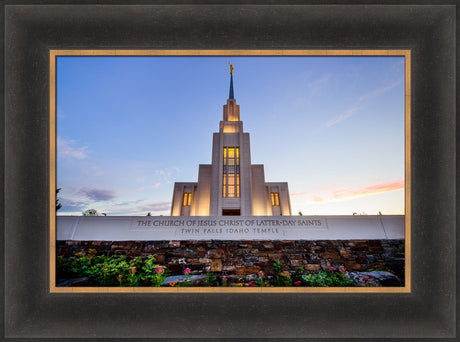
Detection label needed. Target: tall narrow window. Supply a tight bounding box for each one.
[182,192,192,206]
[271,192,280,206]
[223,147,240,198]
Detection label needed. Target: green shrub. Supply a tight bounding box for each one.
[57,251,169,286]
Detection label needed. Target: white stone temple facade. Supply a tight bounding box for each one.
[171,63,291,216]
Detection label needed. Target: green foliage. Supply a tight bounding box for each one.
[273,261,283,274]
[255,270,266,287]
[82,209,98,216]
[56,188,62,212]
[272,262,293,286]
[301,266,356,287]
[57,250,169,287]
[58,252,366,288]
[204,267,217,286]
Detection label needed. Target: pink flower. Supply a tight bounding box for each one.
[155,266,164,274]
[130,267,136,274]
[222,276,227,280]
[257,270,264,276]
[328,266,335,271]
[184,268,191,275]
[117,275,122,282]
[294,281,301,286]
[339,266,347,273]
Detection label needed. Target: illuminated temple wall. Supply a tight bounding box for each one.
[171,72,291,217]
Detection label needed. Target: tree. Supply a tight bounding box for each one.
[56,188,62,212]
[146,212,152,216]
[82,209,98,216]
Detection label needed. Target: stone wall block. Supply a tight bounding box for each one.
[211,259,223,272]
[305,264,321,271]
[316,241,330,247]
[273,244,284,252]
[143,243,159,253]
[65,240,80,246]
[244,256,259,263]
[155,254,166,264]
[90,241,104,246]
[356,256,368,264]
[222,257,242,266]
[345,261,362,270]
[262,242,274,249]
[268,253,282,262]
[290,259,303,267]
[199,257,212,264]
[321,252,341,260]
[368,240,381,247]
[339,247,352,258]
[236,266,260,275]
[127,251,142,258]
[351,246,368,252]
[208,249,226,258]
[110,242,133,250]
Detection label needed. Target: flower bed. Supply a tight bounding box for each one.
[57,249,400,287]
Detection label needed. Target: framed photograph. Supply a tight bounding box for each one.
[3,2,456,340]
[51,50,409,294]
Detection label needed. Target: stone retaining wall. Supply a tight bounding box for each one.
[57,239,405,281]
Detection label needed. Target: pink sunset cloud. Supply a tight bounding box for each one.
[293,179,404,203]
[312,179,404,203]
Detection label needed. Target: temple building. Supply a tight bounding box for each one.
[171,63,291,216]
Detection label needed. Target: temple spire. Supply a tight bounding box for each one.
[228,60,234,99]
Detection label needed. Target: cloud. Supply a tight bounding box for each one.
[59,197,88,212]
[78,187,117,201]
[325,78,403,128]
[290,192,308,197]
[308,179,404,203]
[57,137,88,159]
[105,201,171,216]
[135,182,164,192]
[307,73,332,94]
[140,202,171,212]
[325,107,359,127]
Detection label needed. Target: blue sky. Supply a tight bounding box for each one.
[56,56,405,216]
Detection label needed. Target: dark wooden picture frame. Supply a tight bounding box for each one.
[2,2,456,340]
